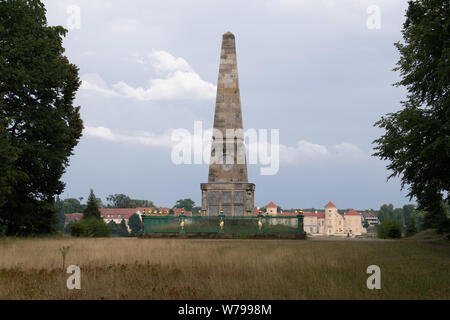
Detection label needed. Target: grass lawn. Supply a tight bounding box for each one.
[0,237,448,300]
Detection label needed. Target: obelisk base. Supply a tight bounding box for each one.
[200,182,255,216]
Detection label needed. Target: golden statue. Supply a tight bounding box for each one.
[258,217,262,232]
[180,216,185,231]
[219,217,224,231]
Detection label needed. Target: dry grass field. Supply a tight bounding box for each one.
[0,237,449,300]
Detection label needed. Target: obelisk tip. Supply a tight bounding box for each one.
[223,31,235,39]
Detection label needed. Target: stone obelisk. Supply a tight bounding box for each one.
[200,32,255,216]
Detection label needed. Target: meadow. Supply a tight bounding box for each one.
[0,237,448,300]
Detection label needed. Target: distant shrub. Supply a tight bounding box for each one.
[405,219,418,237]
[70,223,84,237]
[70,218,111,237]
[377,219,402,239]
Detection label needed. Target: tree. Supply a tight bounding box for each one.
[174,199,195,212]
[83,189,101,220]
[373,0,450,231]
[0,0,83,235]
[377,219,402,239]
[128,213,142,235]
[0,120,20,208]
[406,218,418,237]
[70,218,111,238]
[402,204,416,226]
[117,219,129,237]
[377,204,394,223]
[107,194,132,208]
[108,220,118,237]
[129,199,154,208]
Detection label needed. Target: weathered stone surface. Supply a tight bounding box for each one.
[201,32,255,216]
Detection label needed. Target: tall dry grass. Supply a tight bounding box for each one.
[0,237,448,300]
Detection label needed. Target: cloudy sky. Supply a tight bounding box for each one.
[42,0,413,210]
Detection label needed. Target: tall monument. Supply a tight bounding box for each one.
[200,32,255,216]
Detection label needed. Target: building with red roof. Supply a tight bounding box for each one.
[254,201,363,237]
[324,201,336,208]
[65,206,193,232]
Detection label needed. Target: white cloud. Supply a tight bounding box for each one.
[113,70,216,101]
[85,126,365,165]
[149,49,193,73]
[84,126,173,147]
[80,50,216,101]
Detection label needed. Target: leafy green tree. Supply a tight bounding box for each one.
[174,199,195,212]
[377,204,394,223]
[70,222,84,237]
[403,204,416,226]
[0,120,20,208]
[377,219,402,239]
[108,220,118,237]
[117,219,129,237]
[128,213,142,235]
[70,218,111,238]
[129,199,154,208]
[406,218,418,237]
[373,0,449,231]
[0,0,83,235]
[106,194,132,208]
[83,189,101,220]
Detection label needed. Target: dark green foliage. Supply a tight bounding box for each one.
[108,220,118,237]
[406,218,418,237]
[174,199,196,212]
[117,219,129,237]
[0,0,83,235]
[0,119,20,207]
[373,0,450,231]
[106,194,132,208]
[69,222,84,237]
[128,199,154,208]
[70,218,111,238]
[83,189,101,220]
[377,219,402,239]
[128,213,142,235]
[54,196,84,232]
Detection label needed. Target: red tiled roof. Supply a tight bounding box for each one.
[361,212,377,218]
[65,213,83,223]
[266,202,277,208]
[345,209,361,216]
[324,201,336,208]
